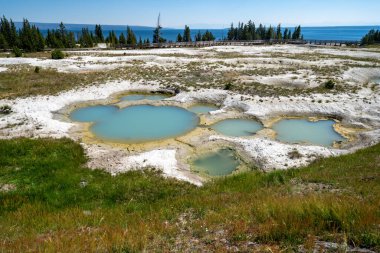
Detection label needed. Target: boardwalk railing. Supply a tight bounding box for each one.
[62,39,360,51]
[120,39,359,49]
[304,40,360,46]
[124,39,307,49]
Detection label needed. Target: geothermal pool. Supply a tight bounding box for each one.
[70,100,345,148]
[212,119,263,137]
[71,105,199,142]
[272,119,346,147]
[192,148,240,176]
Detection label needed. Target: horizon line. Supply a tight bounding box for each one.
[10,20,380,30]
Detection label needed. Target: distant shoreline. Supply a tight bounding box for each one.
[12,22,379,41]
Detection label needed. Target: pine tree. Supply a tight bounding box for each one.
[292,25,302,40]
[153,14,165,43]
[266,26,274,40]
[195,31,202,41]
[126,26,137,45]
[0,33,8,49]
[119,32,126,46]
[201,30,215,41]
[106,31,117,46]
[276,24,282,40]
[227,23,235,40]
[183,25,191,42]
[19,19,34,52]
[138,37,143,48]
[66,32,76,48]
[283,28,289,40]
[58,22,67,47]
[177,33,183,42]
[244,20,253,40]
[34,27,45,51]
[0,16,18,48]
[256,24,264,40]
[95,24,104,43]
[361,29,380,45]
[78,28,94,48]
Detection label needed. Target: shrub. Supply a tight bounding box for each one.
[324,80,335,89]
[224,82,233,90]
[13,47,22,57]
[51,49,65,60]
[34,66,40,73]
[0,105,12,114]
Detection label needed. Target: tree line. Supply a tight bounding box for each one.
[0,16,149,52]
[227,21,303,41]
[0,16,308,53]
[0,17,45,52]
[176,25,216,42]
[361,29,380,45]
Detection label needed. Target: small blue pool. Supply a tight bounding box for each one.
[272,119,346,147]
[212,119,263,137]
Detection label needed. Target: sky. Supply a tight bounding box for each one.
[1,0,379,28]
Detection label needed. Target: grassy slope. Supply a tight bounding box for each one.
[0,67,109,99]
[0,138,379,252]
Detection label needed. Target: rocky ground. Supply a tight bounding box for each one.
[0,44,379,185]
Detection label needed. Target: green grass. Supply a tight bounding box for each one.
[0,67,110,99]
[0,138,379,252]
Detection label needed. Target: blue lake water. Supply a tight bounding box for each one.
[212,119,263,137]
[25,22,380,42]
[193,148,240,176]
[188,105,218,114]
[121,94,170,101]
[71,105,199,143]
[272,119,346,147]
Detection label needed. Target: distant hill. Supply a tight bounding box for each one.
[14,22,156,31]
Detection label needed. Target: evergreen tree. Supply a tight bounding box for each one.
[227,23,235,40]
[201,30,215,41]
[19,19,35,52]
[243,20,253,40]
[257,24,266,39]
[126,26,137,45]
[138,37,143,48]
[361,29,380,45]
[106,31,118,47]
[34,27,45,51]
[183,25,191,42]
[153,15,166,44]
[0,16,18,48]
[283,28,289,40]
[177,33,183,42]
[78,28,94,48]
[266,26,274,40]
[195,31,202,41]
[66,32,76,48]
[58,22,67,47]
[119,32,126,46]
[0,33,8,49]
[95,24,104,43]
[292,25,302,40]
[276,24,282,40]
